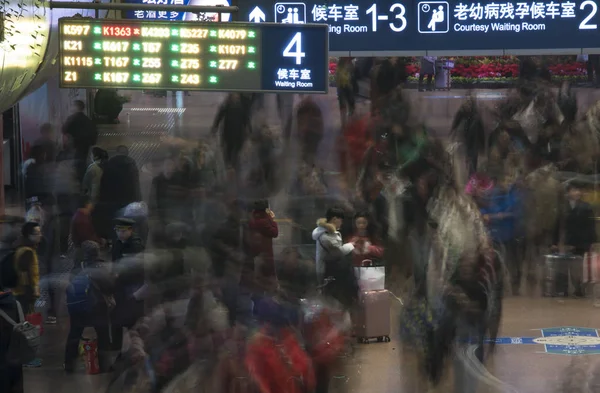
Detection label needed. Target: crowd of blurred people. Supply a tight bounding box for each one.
[1,55,600,393]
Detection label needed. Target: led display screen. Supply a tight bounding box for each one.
[239,0,600,54]
[58,18,328,93]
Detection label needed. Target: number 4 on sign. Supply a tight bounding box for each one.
[283,32,305,65]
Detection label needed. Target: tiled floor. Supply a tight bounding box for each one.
[20,87,600,392]
[24,296,600,393]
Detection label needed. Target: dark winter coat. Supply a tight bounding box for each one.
[62,112,97,160]
[0,291,24,393]
[245,210,278,274]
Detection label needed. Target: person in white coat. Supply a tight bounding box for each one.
[311,207,354,285]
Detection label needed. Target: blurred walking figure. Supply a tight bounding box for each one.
[71,196,105,262]
[418,56,436,91]
[82,147,108,205]
[54,137,79,258]
[211,93,253,171]
[587,54,600,86]
[451,92,485,176]
[110,218,145,353]
[10,223,42,313]
[150,157,187,228]
[0,280,24,392]
[32,123,57,163]
[64,241,114,374]
[9,222,43,368]
[553,183,597,297]
[23,145,52,206]
[62,100,98,181]
[95,145,141,240]
[336,57,357,127]
[243,200,278,278]
[480,176,522,295]
[0,216,25,248]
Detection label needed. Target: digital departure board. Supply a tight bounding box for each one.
[58,18,328,93]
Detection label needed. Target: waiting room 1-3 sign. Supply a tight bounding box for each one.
[241,0,600,55]
[59,18,328,93]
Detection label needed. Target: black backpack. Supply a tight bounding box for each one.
[0,300,41,364]
[0,248,17,288]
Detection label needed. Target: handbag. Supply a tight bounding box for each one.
[0,300,41,365]
[25,312,44,336]
[354,259,385,291]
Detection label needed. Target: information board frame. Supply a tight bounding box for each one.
[58,17,329,93]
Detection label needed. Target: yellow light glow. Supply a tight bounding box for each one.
[0,18,50,69]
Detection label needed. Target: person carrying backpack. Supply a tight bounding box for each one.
[6,222,42,368]
[64,241,115,373]
[0,274,25,393]
[127,254,192,392]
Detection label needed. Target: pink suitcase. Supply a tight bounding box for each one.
[354,290,391,343]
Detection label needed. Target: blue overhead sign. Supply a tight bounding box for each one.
[239,0,600,55]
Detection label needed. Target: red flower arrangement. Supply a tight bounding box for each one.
[450,62,520,78]
[329,62,337,75]
[547,62,587,76]
[405,63,419,76]
[326,56,588,83]
[405,57,587,79]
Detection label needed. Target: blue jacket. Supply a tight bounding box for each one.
[480,185,522,242]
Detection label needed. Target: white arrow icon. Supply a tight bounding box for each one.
[249,6,265,22]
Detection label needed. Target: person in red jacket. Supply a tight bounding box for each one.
[347,212,384,267]
[70,196,105,261]
[244,200,279,278]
